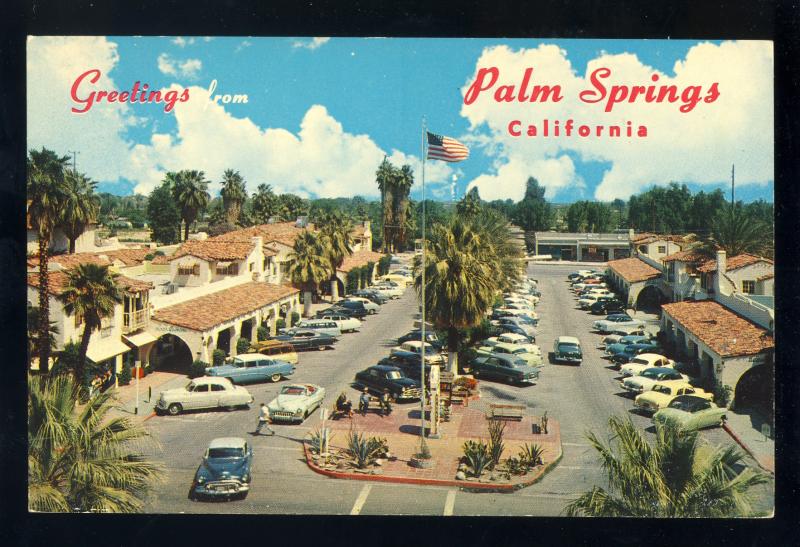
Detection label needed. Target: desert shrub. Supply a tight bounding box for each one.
[487,419,506,468]
[308,428,335,455]
[713,382,734,408]
[505,456,526,475]
[462,440,491,477]
[276,318,286,331]
[518,443,545,468]
[188,359,209,379]
[236,337,251,354]
[212,349,226,366]
[346,427,384,468]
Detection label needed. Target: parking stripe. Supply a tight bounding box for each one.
[443,489,457,516]
[350,485,372,515]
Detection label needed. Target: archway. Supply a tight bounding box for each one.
[216,328,232,356]
[635,285,663,313]
[149,333,193,373]
[734,364,774,418]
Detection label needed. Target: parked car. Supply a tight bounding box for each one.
[378,355,435,384]
[274,329,337,351]
[343,296,381,313]
[593,314,645,334]
[482,332,536,349]
[207,353,295,384]
[378,273,414,287]
[191,437,253,500]
[577,294,603,309]
[620,353,676,377]
[354,364,422,401]
[610,342,664,365]
[652,395,727,431]
[494,307,538,320]
[494,318,537,339]
[477,342,543,366]
[353,289,389,305]
[310,313,361,333]
[289,319,342,338]
[397,330,443,350]
[568,270,594,281]
[634,381,713,414]
[590,299,626,315]
[251,340,299,364]
[331,300,369,318]
[501,301,535,313]
[620,367,688,395]
[371,283,404,298]
[469,354,540,385]
[391,341,445,365]
[552,336,583,365]
[156,377,254,416]
[266,383,326,423]
[605,334,655,356]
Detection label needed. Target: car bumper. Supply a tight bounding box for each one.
[269,410,304,422]
[194,480,249,496]
[621,382,643,394]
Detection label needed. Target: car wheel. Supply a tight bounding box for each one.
[270,373,282,383]
[473,369,480,378]
[318,345,326,351]
[304,410,309,420]
[167,403,182,416]
[224,405,237,412]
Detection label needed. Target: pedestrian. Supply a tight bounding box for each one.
[358,388,371,416]
[254,403,275,435]
[336,392,353,418]
[379,388,393,417]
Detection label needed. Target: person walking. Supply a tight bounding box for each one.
[254,403,275,435]
[359,388,371,416]
[379,388,393,417]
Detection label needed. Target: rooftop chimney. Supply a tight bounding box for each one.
[713,249,727,295]
[628,228,635,240]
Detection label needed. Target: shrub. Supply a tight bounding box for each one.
[144,253,155,261]
[188,359,209,379]
[276,318,286,331]
[290,312,300,325]
[118,361,132,386]
[518,443,545,468]
[713,383,733,408]
[377,255,392,276]
[308,428,335,455]
[212,349,226,366]
[257,326,270,341]
[236,337,251,354]
[462,440,491,477]
[455,376,478,391]
[346,427,384,468]
[487,419,506,468]
[541,411,549,434]
[505,456,526,475]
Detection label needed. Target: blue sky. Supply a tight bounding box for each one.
[27,36,774,203]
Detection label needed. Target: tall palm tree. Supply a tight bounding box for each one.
[57,264,122,389]
[252,183,278,224]
[564,416,769,517]
[414,216,498,373]
[319,212,354,301]
[470,208,525,292]
[171,170,210,241]
[393,164,414,250]
[60,170,100,254]
[28,374,163,513]
[376,158,396,253]
[28,147,70,374]
[27,305,59,370]
[287,231,333,317]
[705,203,769,257]
[220,169,247,225]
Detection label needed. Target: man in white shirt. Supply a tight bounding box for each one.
[254,403,275,435]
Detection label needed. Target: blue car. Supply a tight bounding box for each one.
[610,343,663,365]
[191,437,253,500]
[605,335,653,356]
[207,353,295,384]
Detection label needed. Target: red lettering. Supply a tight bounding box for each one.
[605,85,628,112]
[494,85,516,102]
[704,82,720,103]
[580,67,610,105]
[70,69,101,114]
[107,91,119,102]
[179,89,190,102]
[463,67,499,105]
[508,120,521,136]
[118,91,130,102]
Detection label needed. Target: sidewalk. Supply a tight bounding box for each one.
[722,407,775,474]
[108,371,188,422]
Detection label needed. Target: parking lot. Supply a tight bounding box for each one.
[141,262,774,515]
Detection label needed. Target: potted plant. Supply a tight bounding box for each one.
[410,437,434,469]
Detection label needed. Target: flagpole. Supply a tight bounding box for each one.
[420,116,427,441]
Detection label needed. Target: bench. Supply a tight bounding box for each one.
[488,403,526,421]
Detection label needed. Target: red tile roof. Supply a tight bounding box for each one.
[662,248,707,263]
[695,253,773,273]
[28,252,112,270]
[607,257,661,283]
[102,248,152,267]
[27,271,153,295]
[152,282,298,331]
[661,300,774,357]
[632,233,690,245]
[337,250,385,273]
[151,254,170,265]
[210,222,306,248]
[169,240,256,262]
[116,275,154,293]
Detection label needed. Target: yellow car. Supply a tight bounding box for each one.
[378,273,414,287]
[251,340,299,365]
[634,380,712,414]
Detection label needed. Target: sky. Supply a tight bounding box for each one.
[27,36,774,203]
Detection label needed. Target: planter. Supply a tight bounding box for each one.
[409,457,434,469]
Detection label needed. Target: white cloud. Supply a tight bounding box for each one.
[157,53,202,79]
[172,37,196,48]
[292,37,331,51]
[460,41,773,200]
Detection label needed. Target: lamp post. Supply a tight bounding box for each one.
[134,359,140,415]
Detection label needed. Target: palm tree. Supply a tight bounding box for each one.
[376,158,396,253]
[319,212,354,301]
[27,305,59,370]
[415,216,498,374]
[252,183,278,224]
[706,203,769,257]
[171,170,210,241]
[564,416,769,517]
[287,231,333,317]
[470,208,525,292]
[220,169,247,225]
[393,164,414,250]
[28,148,70,373]
[28,374,163,512]
[60,170,100,254]
[57,264,123,389]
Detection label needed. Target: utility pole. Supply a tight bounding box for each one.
[68,150,79,171]
[731,164,735,204]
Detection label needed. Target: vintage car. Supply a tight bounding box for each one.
[251,339,299,364]
[378,355,435,384]
[493,317,537,339]
[156,377,254,416]
[370,282,405,298]
[290,319,342,338]
[590,299,626,315]
[620,353,677,377]
[477,342,543,367]
[354,364,422,401]
[390,341,445,365]
[634,381,713,414]
[504,292,538,305]
[378,273,414,287]
[605,335,657,355]
[274,329,337,351]
[493,307,539,321]
[469,354,540,385]
[397,329,443,350]
[342,296,381,313]
[331,300,370,318]
[207,353,295,384]
[593,314,645,334]
[482,332,536,349]
[609,342,664,365]
[552,336,583,365]
[352,289,390,305]
[266,383,326,423]
[652,395,727,431]
[307,313,361,333]
[567,270,595,281]
[620,367,688,395]
[191,437,253,500]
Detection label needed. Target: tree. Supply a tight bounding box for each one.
[220,169,247,225]
[457,187,483,218]
[706,203,769,256]
[276,193,308,222]
[146,180,181,245]
[252,183,278,224]
[393,164,415,250]
[56,264,123,390]
[687,189,726,234]
[287,231,332,317]
[512,177,553,234]
[171,170,210,241]
[376,157,396,252]
[28,374,163,512]
[27,305,58,370]
[28,147,70,373]
[564,416,768,517]
[319,212,354,301]
[60,170,99,254]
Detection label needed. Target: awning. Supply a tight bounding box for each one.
[216,261,233,267]
[87,339,132,363]
[123,331,158,348]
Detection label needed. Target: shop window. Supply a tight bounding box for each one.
[658,245,667,254]
[742,280,755,294]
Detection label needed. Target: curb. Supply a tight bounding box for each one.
[722,422,774,475]
[302,436,564,493]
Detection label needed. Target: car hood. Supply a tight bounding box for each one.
[268,393,311,410]
[392,377,421,389]
[161,387,191,399]
[652,408,691,423]
[198,457,249,480]
[624,377,656,389]
[606,343,628,354]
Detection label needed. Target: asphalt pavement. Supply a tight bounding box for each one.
[141,262,773,516]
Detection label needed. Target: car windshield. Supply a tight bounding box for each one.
[185,382,196,390]
[653,385,671,394]
[558,343,580,352]
[232,358,245,367]
[280,386,306,395]
[632,358,648,365]
[641,370,660,379]
[512,359,528,367]
[208,447,244,459]
[386,371,402,379]
[668,398,702,412]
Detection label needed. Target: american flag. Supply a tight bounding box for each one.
[426,132,469,162]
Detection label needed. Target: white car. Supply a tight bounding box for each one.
[391,340,445,364]
[620,354,677,377]
[311,313,361,333]
[371,284,404,298]
[593,316,645,334]
[495,307,538,320]
[156,377,254,416]
[572,282,607,292]
[577,294,602,308]
[267,383,326,423]
[343,297,380,314]
[600,334,624,347]
[502,301,535,313]
[621,367,689,395]
[481,334,541,355]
